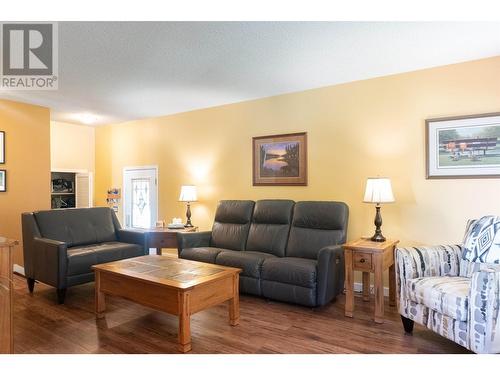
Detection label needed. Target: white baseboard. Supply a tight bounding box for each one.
[353,282,389,297]
[13,264,25,276]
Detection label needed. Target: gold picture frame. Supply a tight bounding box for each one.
[252,132,307,186]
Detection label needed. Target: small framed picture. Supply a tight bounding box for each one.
[0,131,4,164]
[426,112,500,179]
[252,132,307,186]
[0,170,6,192]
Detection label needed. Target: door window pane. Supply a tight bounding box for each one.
[131,178,151,228]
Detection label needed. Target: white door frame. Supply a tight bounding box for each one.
[122,165,159,228]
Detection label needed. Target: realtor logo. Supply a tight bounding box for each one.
[0,22,58,90]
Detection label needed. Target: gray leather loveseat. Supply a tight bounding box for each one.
[178,200,349,307]
[22,207,147,304]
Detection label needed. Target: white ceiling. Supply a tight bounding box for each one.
[1,22,500,125]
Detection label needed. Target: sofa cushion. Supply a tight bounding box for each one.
[216,250,275,278]
[261,280,317,307]
[406,276,470,322]
[180,247,222,263]
[286,201,348,259]
[210,200,255,251]
[261,257,317,288]
[34,207,117,247]
[67,242,143,276]
[246,199,294,257]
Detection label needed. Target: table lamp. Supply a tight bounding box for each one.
[363,177,395,242]
[179,185,197,228]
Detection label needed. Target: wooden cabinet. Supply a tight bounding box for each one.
[51,171,92,209]
[0,238,17,354]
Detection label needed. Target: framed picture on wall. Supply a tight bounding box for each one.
[0,170,6,192]
[426,112,500,179]
[0,131,5,164]
[252,132,307,186]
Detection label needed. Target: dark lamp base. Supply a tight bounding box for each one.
[370,204,386,242]
[370,233,386,242]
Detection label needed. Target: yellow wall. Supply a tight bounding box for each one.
[50,120,95,173]
[0,100,51,264]
[95,56,500,251]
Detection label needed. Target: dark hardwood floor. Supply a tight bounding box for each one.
[12,275,470,354]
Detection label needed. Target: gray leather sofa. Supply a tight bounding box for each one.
[178,200,349,307]
[22,207,147,304]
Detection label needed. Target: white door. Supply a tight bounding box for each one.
[75,172,92,208]
[123,167,158,229]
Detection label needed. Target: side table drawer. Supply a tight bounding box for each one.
[147,233,177,249]
[353,252,372,271]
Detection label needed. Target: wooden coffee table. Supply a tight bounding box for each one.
[92,255,241,353]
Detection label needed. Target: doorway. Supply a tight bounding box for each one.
[123,166,158,229]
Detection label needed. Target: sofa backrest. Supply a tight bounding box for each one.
[32,207,118,247]
[211,200,255,251]
[286,201,349,259]
[246,199,294,257]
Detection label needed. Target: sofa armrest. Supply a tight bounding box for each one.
[396,245,462,314]
[177,231,212,256]
[31,237,68,289]
[468,266,500,354]
[316,245,344,306]
[117,229,147,254]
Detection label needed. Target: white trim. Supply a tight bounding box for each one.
[13,264,25,276]
[51,168,89,174]
[353,282,390,297]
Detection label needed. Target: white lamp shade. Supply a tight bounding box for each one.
[179,185,197,202]
[363,178,395,204]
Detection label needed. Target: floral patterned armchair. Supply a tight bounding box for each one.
[396,216,500,354]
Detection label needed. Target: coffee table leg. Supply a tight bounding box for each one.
[95,271,106,319]
[229,274,240,326]
[178,291,191,353]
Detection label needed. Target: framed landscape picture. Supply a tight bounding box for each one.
[426,112,500,179]
[0,170,6,192]
[252,132,307,186]
[0,131,4,164]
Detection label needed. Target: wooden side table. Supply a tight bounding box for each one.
[343,238,399,323]
[145,227,198,255]
[0,238,18,354]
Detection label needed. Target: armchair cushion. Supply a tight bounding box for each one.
[462,215,500,264]
[407,276,470,321]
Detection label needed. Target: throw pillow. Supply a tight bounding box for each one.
[462,215,500,263]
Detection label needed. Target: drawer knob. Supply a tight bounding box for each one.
[360,258,366,263]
